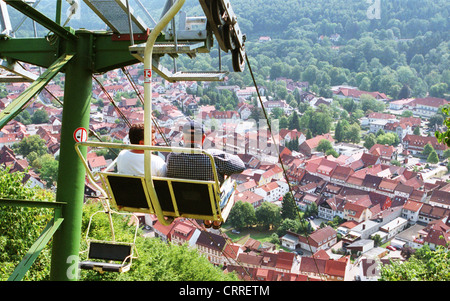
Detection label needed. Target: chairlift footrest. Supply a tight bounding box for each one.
[79,260,130,273]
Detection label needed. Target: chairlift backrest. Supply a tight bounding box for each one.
[88,241,133,262]
[102,172,222,221]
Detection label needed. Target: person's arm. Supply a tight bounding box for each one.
[210,150,245,176]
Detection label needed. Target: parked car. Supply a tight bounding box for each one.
[386,245,396,251]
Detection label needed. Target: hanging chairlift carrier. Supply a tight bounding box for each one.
[76,0,239,229]
[79,209,140,273]
[75,141,237,227]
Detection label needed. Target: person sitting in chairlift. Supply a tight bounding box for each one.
[166,120,245,228]
[116,123,167,177]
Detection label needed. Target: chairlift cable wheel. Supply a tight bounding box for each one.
[210,0,227,26]
[232,48,244,72]
[221,23,236,51]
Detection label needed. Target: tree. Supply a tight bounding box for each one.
[277,219,300,237]
[397,85,412,99]
[316,139,333,153]
[363,133,377,150]
[0,167,55,280]
[361,94,385,113]
[334,120,343,142]
[435,105,450,147]
[288,111,301,130]
[255,201,281,230]
[371,234,383,247]
[422,143,434,157]
[228,201,255,230]
[429,83,448,98]
[12,135,48,160]
[428,114,444,130]
[380,246,449,281]
[413,126,421,135]
[326,149,339,158]
[401,110,414,117]
[30,109,49,124]
[377,132,400,146]
[344,123,361,143]
[281,193,298,220]
[427,150,439,164]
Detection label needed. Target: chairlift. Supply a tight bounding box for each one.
[79,205,139,273]
[75,142,237,228]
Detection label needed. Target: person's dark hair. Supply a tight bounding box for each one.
[129,123,144,144]
[182,120,204,142]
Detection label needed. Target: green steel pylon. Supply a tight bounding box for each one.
[0,1,139,280]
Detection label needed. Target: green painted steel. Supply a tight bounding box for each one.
[0,54,74,130]
[4,0,77,41]
[0,38,57,68]
[49,32,93,281]
[9,217,64,281]
[0,198,65,281]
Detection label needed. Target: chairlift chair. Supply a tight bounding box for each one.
[79,208,140,273]
[75,142,237,227]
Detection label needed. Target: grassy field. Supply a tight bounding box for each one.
[222,226,277,244]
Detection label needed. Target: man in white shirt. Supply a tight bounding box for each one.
[116,123,166,177]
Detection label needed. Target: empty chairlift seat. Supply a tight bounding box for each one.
[79,241,134,273]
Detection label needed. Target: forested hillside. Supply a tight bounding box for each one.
[226,0,449,99]
[10,0,449,99]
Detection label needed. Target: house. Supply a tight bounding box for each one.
[358,258,392,281]
[342,220,380,243]
[258,36,271,42]
[169,219,201,247]
[0,145,45,189]
[333,87,388,101]
[316,159,339,181]
[202,110,240,125]
[235,190,264,209]
[298,133,335,157]
[400,199,424,223]
[369,144,397,163]
[297,226,337,253]
[373,217,408,243]
[330,165,354,185]
[377,178,398,196]
[236,86,257,99]
[420,220,450,250]
[383,121,413,140]
[389,98,415,110]
[262,100,292,115]
[196,231,240,266]
[299,256,350,281]
[402,134,448,157]
[318,195,346,221]
[236,250,295,274]
[279,129,306,147]
[345,239,374,256]
[225,265,308,281]
[297,192,321,211]
[429,190,450,209]
[343,202,371,223]
[412,97,449,118]
[254,180,289,203]
[361,174,383,192]
[87,153,107,172]
[365,112,397,132]
[417,203,450,225]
